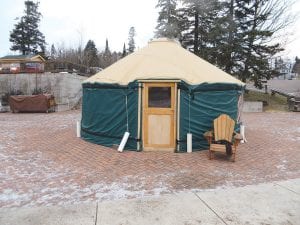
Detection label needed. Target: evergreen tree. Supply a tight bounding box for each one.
[179,0,286,87]
[128,27,136,53]
[50,44,57,59]
[217,0,238,73]
[198,0,223,64]
[100,38,112,68]
[234,0,282,87]
[83,40,99,67]
[292,56,300,75]
[9,0,46,55]
[181,0,222,59]
[273,57,291,78]
[180,0,200,54]
[122,43,127,58]
[104,38,110,54]
[155,0,181,39]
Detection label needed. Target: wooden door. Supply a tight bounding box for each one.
[142,82,176,151]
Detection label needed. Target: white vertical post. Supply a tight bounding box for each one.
[240,124,247,143]
[76,121,81,138]
[187,133,192,153]
[118,132,130,152]
[177,88,180,152]
[137,83,142,150]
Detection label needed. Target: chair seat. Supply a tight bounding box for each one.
[210,144,226,153]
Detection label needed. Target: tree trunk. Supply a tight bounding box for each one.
[194,9,199,55]
[225,0,234,73]
[242,0,259,81]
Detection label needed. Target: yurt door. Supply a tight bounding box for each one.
[142,82,176,151]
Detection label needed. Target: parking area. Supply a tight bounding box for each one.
[0,110,299,208]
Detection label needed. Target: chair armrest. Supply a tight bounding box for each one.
[234,133,243,141]
[203,131,213,138]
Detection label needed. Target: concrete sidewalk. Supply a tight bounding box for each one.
[0,179,299,225]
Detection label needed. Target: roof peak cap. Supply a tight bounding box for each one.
[148,38,180,45]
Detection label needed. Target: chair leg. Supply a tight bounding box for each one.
[232,153,236,162]
[232,146,237,162]
[209,149,212,160]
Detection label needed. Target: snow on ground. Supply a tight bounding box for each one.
[0,111,173,208]
[245,112,300,142]
[0,172,173,208]
[0,111,299,208]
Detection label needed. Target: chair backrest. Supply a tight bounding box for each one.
[213,114,235,142]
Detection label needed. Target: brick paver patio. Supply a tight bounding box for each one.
[0,111,299,208]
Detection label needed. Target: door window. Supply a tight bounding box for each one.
[148,87,171,108]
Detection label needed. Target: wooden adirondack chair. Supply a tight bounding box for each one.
[204,114,242,162]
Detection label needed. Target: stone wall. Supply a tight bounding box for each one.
[243,101,263,112]
[0,73,87,109]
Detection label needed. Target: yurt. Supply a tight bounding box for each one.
[81,38,245,152]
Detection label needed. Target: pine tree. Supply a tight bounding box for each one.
[181,0,222,59]
[198,0,223,64]
[50,44,57,59]
[212,0,283,85]
[180,0,199,54]
[292,56,300,75]
[128,27,136,53]
[83,40,99,67]
[179,0,285,87]
[273,57,291,78]
[100,38,112,68]
[155,0,181,39]
[122,43,127,58]
[153,0,291,87]
[9,1,46,55]
[217,0,238,73]
[104,38,110,54]
[234,0,283,87]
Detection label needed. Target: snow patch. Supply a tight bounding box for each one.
[276,164,286,171]
[0,189,30,202]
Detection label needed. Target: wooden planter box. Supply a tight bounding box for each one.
[9,94,56,113]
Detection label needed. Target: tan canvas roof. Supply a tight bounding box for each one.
[85,38,244,86]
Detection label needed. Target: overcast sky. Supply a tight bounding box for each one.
[0,0,299,59]
[0,0,158,55]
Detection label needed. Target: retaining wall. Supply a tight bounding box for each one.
[243,101,263,112]
[0,73,87,108]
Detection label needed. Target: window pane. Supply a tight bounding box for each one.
[148,87,171,108]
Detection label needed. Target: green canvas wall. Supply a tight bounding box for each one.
[81,81,243,151]
[178,89,241,151]
[81,84,138,150]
